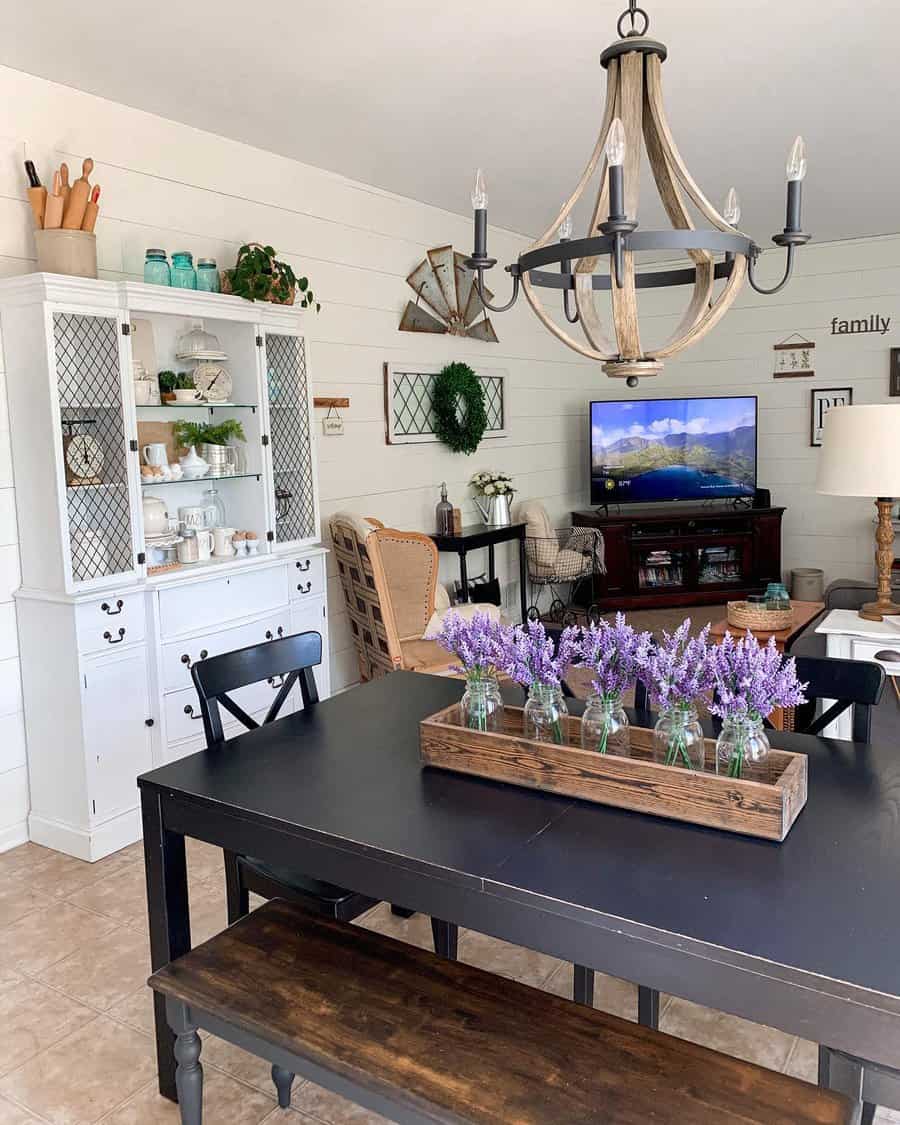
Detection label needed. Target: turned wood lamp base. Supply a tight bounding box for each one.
[859,498,900,621]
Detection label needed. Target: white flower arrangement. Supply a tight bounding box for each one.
[470,469,515,497]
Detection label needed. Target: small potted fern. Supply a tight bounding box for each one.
[173,418,246,475]
[221,243,320,309]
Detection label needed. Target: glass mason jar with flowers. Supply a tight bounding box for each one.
[640,620,715,771]
[503,619,578,744]
[576,613,651,756]
[710,631,807,778]
[432,610,507,733]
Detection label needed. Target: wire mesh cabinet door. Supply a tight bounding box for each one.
[50,309,141,591]
[259,330,319,546]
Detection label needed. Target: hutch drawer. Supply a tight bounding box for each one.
[289,553,326,600]
[160,609,294,693]
[158,565,290,638]
[165,678,288,743]
[76,592,146,654]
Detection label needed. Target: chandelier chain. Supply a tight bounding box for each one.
[617,0,650,38]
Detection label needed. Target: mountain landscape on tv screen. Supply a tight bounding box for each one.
[592,417,756,502]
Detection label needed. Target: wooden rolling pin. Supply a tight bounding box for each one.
[62,158,93,230]
[24,160,46,228]
[43,171,64,230]
[59,163,71,209]
[81,185,100,233]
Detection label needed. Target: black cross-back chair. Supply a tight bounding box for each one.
[784,654,885,1125]
[189,631,458,959]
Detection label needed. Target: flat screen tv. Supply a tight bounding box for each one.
[590,395,757,505]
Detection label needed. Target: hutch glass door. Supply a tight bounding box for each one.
[52,311,137,587]
[262,331,317,545]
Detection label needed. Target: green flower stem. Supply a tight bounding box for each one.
[596,725,609,755]
[726,729,748,778]
[664,728,696,770]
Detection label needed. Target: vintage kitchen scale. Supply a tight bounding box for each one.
[62,419,104,486]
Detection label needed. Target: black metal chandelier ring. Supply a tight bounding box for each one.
[515,229,756,274]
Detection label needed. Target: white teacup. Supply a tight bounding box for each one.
[173,388,200,403]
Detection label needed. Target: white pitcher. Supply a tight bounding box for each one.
[473,492,512,526]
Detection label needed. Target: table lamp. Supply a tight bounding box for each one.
[816,403,900,620]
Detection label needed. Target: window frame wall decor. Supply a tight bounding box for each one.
[383,361,507,446]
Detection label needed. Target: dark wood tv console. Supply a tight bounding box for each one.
[572,506,785,611]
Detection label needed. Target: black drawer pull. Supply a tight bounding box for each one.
[103,628,126,645]
[296,581,312,594]
[296,559,311,572]
[101,600,124,616]
[180,649,208,668]
[265,627,284,641]
[183,704,203,721]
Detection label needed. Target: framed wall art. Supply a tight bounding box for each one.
[384,362,507,446]
[773,333,815,378]
[810,386,853,447]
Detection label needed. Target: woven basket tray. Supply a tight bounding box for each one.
[727,600,793,632]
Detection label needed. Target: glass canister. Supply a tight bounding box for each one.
[524,683,569,745]
[581,694,630,756]
[196,258,220,293]
[144,249,170,286]
[176,529,200,564]
[653,702,705,770]
[171,251,197,290]
[716,714,770,779]
[765,582,791,611]
[202,485,226,528]
[459,675,504,733]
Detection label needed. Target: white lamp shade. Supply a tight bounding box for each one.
[816,404,900,497]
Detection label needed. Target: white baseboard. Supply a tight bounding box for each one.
[28,807,142,861]
[0,819,28,853]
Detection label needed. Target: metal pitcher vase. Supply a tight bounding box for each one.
[473,492,512,526]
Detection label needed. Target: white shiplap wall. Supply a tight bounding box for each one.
[0,62,895,848]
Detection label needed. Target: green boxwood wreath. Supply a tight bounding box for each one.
[432,362,488,455]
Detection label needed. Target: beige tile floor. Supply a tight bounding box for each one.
[1,838,896,1124]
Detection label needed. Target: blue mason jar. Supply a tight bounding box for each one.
[196,258,220,293]
[144,249,170,286]
[171,251,197,290]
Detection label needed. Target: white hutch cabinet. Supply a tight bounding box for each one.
[0,274,328,860]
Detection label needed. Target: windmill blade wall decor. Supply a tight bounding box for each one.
[400,246,498,341]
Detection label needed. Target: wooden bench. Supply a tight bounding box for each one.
[149,899,853,1125]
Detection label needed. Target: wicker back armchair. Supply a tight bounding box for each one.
[328,513,455,681]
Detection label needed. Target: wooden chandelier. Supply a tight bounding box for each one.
[464,1,810,384]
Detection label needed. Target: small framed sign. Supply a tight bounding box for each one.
[890,348,900,396]
[773,334,815,378]
[810,387,853,447]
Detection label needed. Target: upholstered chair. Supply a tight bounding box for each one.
[328,513,500,681]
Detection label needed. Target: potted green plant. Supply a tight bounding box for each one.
[221,243,320,309]
[158,370,195,403]
[173,418,246,475]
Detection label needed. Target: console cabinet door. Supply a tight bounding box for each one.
[259,329,319,546]
[83,648,153,821]
[51,309,141,592]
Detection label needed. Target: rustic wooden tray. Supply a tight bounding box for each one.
[420,705,807,842]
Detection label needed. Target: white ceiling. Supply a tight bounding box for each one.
[1,0,896,244]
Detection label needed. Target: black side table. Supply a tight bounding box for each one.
[430,522,528,623]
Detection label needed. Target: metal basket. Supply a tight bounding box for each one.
[524,527,604,623]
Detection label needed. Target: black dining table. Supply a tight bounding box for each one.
[139,671,900,1109]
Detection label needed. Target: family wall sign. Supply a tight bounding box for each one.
[830,314,891,336]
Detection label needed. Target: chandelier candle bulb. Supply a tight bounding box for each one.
[723,188,741,228]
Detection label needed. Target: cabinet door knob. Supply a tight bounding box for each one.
[296,559,311,572]
[103,628,126,645]
[296,581,312,594]
[145,718,155,727]
[101,600,124,616]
